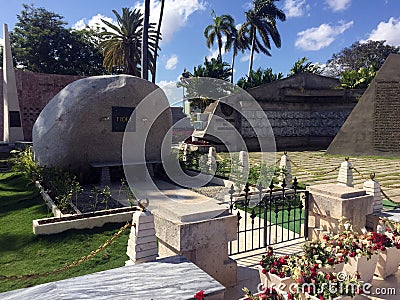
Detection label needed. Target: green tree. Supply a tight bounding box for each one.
[204,10,236,58]
[8,4,104,75]
[340,66,376,89]
[326,40,400,77]
[178,55,232,111]
[237,67,283,89]
[288,57,322,77]
[99,7,158,76]
[240,0,286,77]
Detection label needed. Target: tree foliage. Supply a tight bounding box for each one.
[99,7,159,76]
[178,55,232,111]
[288,57,322,77]
[239,0,286,77]
[8,4,104,75]
[237,67,283,89]
[340,66,376,89]
[204,10,236,58]
[326,40,400,77]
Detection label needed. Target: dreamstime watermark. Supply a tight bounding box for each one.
[121,77,277,207]
[257,271,397,296]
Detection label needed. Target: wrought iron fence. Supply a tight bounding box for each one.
[228,178,309,255]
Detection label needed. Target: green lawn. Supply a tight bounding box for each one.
[0,171,130,293]
[240,204,304,234]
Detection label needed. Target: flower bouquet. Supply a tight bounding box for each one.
[259,247,296,293]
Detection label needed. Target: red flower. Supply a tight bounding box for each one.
[194,290,204,300]
[350,252,356,257]
[270,268,277,274]
[262,268,267,274]
[319,295,325,300]
[380,246,386,251]
[287,293,293,299]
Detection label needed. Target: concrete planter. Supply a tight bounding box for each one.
[343,253,378,282]
[375,247,400,278]
[33,207,138,235]
[258,266,295,293]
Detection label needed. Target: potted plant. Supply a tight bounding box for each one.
[326,222,378,283]
[302,240,345,274]
[259,247,296,293]
[374,219,400,278]
[241,287,288,300]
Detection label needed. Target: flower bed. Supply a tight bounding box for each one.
[33,206,138,235]
[250,218,400,300]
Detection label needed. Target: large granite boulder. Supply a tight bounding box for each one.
[33,75,172,174]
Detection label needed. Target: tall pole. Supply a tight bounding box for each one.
[141,0,150,80]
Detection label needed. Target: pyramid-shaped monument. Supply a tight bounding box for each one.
[327,54,400,157]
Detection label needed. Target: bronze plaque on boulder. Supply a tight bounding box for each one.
[112,106,135,132]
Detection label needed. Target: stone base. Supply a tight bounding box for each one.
[154,210,238,288]
[307,184,373,233]
[158,239,237,287]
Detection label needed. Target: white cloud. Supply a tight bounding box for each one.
[325,0,351,12]
[364,17,400,46]
[295,21,353,50]
[0,38,4,48]
[240,52,258,63]
[135,0,206,43]
[165,54,179,70]
[72,14,116,31]
[284,0,309,18]
[242,2,253,10]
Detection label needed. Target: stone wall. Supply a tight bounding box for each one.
[0,69,83,141]
[197,73,364,151]
[241,101,356,150]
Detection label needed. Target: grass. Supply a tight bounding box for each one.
[240,201,304,234]
[0,171,130,293]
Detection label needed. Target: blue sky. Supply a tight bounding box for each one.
[1,0,400,88]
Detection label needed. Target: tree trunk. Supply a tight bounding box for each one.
[248,30,256,78]
[141,0,150,80]
[152,0,165,83]
[231,53,236,83]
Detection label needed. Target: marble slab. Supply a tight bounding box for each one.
[0,256,225,300]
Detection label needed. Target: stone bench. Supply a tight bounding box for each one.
[90,160,162,185]
[0,255,225,300]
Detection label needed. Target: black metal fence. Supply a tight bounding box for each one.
[228,178,309,255]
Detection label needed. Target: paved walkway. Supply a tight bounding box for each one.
[247,151,400,203]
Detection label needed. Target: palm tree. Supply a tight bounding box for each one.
[224,26,250,83]
[240,0,286,77]
[204,10,235,58]
[152,0,165,83]
[99,7,158,76]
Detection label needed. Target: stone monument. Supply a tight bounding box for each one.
[33,75,172,175]
[327,54,400,157]
[2,24,24,142]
